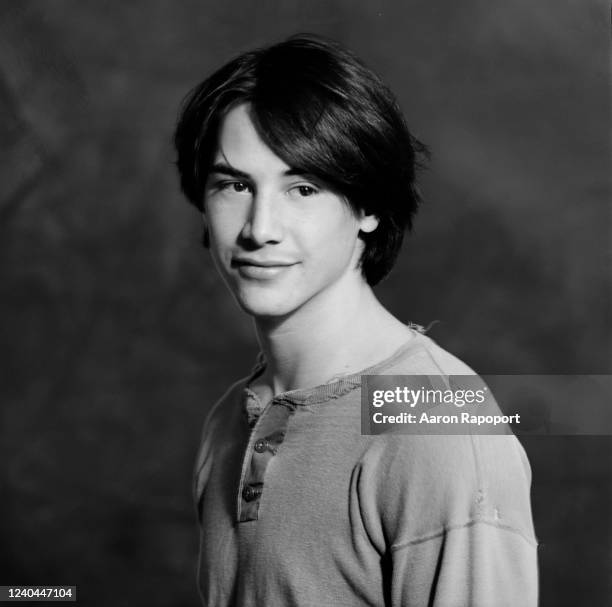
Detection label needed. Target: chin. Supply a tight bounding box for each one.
[232,291,298,319]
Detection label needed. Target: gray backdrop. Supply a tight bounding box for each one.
[1,1,610,605]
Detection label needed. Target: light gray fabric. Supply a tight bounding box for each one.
[194,331,538,606]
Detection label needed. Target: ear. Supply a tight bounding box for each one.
[358,212,379,234]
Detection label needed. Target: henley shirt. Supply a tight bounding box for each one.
[194,330,538,606]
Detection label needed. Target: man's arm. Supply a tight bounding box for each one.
[353,434,538,606]
[390,517,538,606]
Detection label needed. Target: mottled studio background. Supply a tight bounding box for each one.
[1,1,610,605]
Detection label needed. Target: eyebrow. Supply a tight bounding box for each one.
[208,162,314,180]
[208,163,250,180]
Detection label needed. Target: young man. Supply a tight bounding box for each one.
[174,35,538,606]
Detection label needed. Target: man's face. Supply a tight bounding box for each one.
[203,104,377,319]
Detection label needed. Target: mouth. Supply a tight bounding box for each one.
[231,258,298,279]
[232,258,296,267]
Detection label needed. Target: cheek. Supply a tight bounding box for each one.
[303,218,361,263]
[206,205,245,245]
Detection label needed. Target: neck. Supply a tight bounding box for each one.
[252,273,413,396]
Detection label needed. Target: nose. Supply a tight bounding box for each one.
[240,191,283,246]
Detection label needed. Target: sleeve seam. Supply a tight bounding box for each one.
[390,518,539,552]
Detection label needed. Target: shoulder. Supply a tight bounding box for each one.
[200,351,267,430]
[356,333,535,545]
[202,378,248,428]
[192,376,250,499]
[389,331,477,376]
[355,432,535,549]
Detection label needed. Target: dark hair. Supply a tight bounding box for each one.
[174,34,427,285]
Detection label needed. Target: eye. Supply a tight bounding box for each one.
[221,181,251,193]
[291,184,319,197]
[210,180,252,195]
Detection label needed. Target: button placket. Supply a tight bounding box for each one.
[237,401,294,523]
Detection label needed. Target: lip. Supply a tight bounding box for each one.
[232,257,297,268]
[232,257,298,279]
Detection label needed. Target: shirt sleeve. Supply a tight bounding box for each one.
[355,433,539,607]
[390,517,538,606]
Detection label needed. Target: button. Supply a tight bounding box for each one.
[242,485,262,502]
[254,439,269,453]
